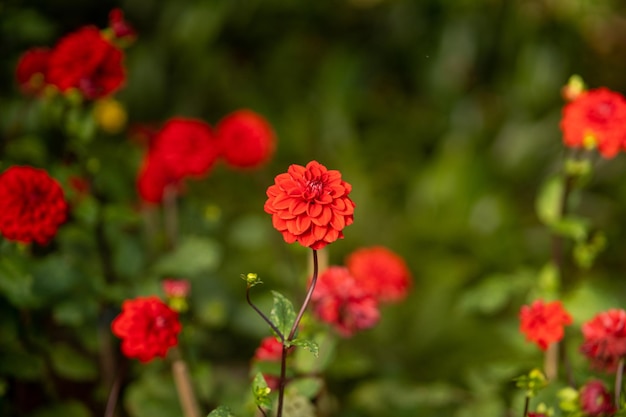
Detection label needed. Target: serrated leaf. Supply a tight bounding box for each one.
[270,291,296,338]
[535,176,564,225]
[207,405,237,417]
[289,339,319,357]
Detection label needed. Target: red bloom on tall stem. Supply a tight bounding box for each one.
[311,266,380,337]
[47,26,125,100]
[346,246,412,303]
[560,88,626,158]
[216,109,276,169]
[519,300,572,351]
[581,309,626,372]
[0,166,67,244]
[15,47,51,95]
[264,161,355,250]
[111,296,181,363]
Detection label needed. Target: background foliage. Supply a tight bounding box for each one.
[2,0,626,416]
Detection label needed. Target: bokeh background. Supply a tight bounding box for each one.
[3,0,626,416]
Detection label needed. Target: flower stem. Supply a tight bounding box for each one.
[164,184,178,248]
[246,287,285,342]
[170,347,201,417]
[276,249,319,417]
[615,357,624,409]
[522,394,530,417]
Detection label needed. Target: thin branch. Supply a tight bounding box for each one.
[246,287,285,342]
[615,357,624,409]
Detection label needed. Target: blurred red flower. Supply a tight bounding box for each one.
[15,47,50,95]
[111,296,181,363]
[0,166,67,244]
[108,8,136,42]
[519,300,572,351]
[560,88,626,158]
[579,380,615,416]
[581,309,626,372]
[311,266,380,337]
[162,279,191,298]
[264,161,355,250]
[136,151,181,204]
[47,26,125,100]
[254,336,283,362]
[216,109,276,169]
[346,246,412,303]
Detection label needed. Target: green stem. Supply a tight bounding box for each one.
[615,357,624,409]
[522,395,529,417]
[246,287,285,342]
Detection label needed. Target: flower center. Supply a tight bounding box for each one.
[304,179,324,200]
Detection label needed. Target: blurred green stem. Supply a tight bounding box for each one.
[164,184,178,248]
[616,357,624,409]
[522,395,529,417]
[170,347,201,417]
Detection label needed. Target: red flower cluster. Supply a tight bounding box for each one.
[137,118,219,203]
[0,166,67,244]
[216,110,276,169]
[560,88,626,158]
[581,309,626,372]
[111,296,181,363]
[579,380,616,416]
[15,10,133,100]
[311,246,411,337]
[264,161,355,250]
[519,300,572,351]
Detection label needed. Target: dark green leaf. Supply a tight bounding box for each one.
[270,291,296,338]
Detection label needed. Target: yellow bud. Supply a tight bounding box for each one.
[582,132,597,150]
[93,98,127,134]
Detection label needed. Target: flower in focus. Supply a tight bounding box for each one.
[47,26,125,100]
[346,246,412,303]
[264,161,355,250]
[560,88,626,158]
[108,8,136,43]
[111,296,181,363]
[311,266,380,337]
[15,47,51,95]
[579,380,615,416]
[216,109,276,169]
[519,300,572,351]
[0,166,68,244]
[581,308,626,372]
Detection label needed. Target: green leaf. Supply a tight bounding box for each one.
[207,406,237,417]
[152,236,221,277]
[288,376,323,399]
[0,258,35,307]
[293,331,336,374]
[533,262,560,300]
[549,216,588,242]
[535,176,564,225]
[253,372,273,410]
[0,351,46,380]
[270,291,296,338]
[49,343,98,381]
[28,400,91,417]
[289,338,319,357]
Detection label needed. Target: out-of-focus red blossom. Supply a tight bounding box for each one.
[346,246,412,303]
[136,151,181,204]
[162,279,190,298]
[68,176,90,195]
[581,309,626,372]
[128,123,159,147]
[560,88,626,158]
[579,380,616,416]
[216,109,276,169]
[519,300,572,351]
[527,413,547,417]
[254,336,283,362]
[0,166,67,245]
[108,9,136,42]
[15,47,51,95]
[47,26,125,100]
[111,296,181,363]
[311,266,380,337]
[264,161,355,250]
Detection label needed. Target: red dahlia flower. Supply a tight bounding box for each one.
[136,151,182,204]
[581,309,626,372]
[216,109,276,169]
[519,300,572,351]
[0,166,67,244]
[254,336,283,362]
[346,246,412,303]
[560,88,626,158]
[15,47,51,95]
[579,380,616,416]
[264,161,355,250]
[311,266,380,337]
[47,26,125,100]
[111,296,181,363]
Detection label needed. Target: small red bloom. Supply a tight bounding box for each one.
[254,336,283,362]
[111,296,181,363]
[311,266,380,337]
[0,166,67,244]
[15,47,51,95]
[264,161,355,250]
[162,279,190,298]
[216,109,276,169]
[108,9,136,42]
[580,380,616,416]
[581,309,626,372]
[527,413,547,417]
[346,246,412,303]
[560,88,626,158]
[47,26,125,100]
[519,300,572,351]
